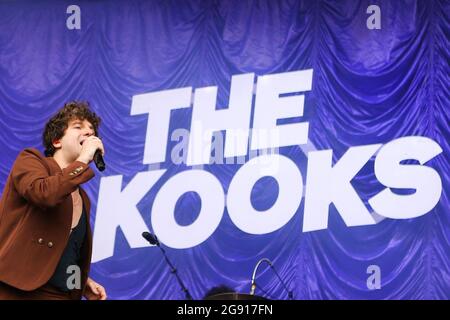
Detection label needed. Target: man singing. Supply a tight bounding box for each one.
[0,101,107,300]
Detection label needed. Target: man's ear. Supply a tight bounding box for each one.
[52,139,62,149]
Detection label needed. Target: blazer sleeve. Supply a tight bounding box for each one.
[11,149,95,208]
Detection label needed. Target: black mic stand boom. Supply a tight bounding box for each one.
[142,232,193,300]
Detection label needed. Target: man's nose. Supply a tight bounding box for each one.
[84,128,95,136]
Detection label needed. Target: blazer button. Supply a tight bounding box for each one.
[38,238,44,244]
[47,242,54,248]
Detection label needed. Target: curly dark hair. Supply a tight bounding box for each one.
[43,101,101,156]
[203,285,235,299]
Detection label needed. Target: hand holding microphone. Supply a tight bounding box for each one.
[77,135,106,171]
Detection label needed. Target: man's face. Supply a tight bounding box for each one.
[53,119,95,162]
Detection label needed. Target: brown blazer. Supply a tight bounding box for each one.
[0,148,95,294]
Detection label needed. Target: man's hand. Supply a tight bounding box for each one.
[84,277,107,300]
[76,136,104,165]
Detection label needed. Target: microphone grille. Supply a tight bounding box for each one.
[142,231,158,245]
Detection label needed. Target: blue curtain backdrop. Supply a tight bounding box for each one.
[0,0,449,299]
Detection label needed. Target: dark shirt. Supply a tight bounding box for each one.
[47,204,87,292]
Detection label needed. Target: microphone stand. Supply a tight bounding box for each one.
[269,262,294,300]
[250,258,294,300]
[145,234,193,300]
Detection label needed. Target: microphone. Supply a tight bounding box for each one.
[249,258,294,299]
[142,231,159,246]
[250,258,272,296]
[80,139,105,172]
[93,149,105,172]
